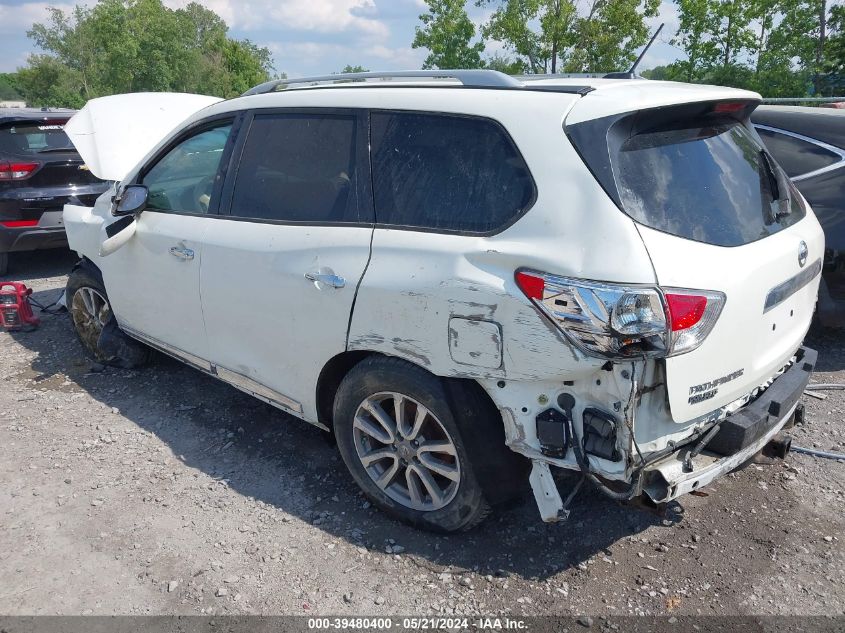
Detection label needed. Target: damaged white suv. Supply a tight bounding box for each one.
[63,71,822,532]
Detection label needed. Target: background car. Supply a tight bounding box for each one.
[752,105,845,326]
[0,108,108,276]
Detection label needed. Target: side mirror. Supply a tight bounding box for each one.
[114,185,148,216]
[99,214,137,257]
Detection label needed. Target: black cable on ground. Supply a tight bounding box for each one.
[28,290,66,315]
[792,446,845,461]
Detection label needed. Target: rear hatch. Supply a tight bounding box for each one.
[567,97,824,423]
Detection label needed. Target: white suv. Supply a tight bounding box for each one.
[63,71,822,532]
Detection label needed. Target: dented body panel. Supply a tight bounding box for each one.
[63,78,824,525]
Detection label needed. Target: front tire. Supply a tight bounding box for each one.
[333,356,494,532]
[67,262,149,367]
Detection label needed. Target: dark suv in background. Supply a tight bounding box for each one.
[752,105,845,327]
[0,108,108,275]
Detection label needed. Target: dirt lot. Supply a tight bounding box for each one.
[1,249,843,617]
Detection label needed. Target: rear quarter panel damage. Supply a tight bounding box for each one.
[346,94,660,475]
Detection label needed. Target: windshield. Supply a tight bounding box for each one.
[613,119,805,247]
[0,119,75,155]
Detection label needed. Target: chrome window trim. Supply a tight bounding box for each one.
[754,123,845,182]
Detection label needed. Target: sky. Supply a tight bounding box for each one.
[0,0,685,77]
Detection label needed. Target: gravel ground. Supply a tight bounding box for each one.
[0,249,843,617]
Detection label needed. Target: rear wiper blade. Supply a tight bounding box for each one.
[37,147,76,153]
[760,150,780,201]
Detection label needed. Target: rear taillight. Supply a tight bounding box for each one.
[0,161,39,180]
[664,288,725,355]
[0,220,39,228]
[515,270,725,359]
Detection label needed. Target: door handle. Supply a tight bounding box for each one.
[169,245,194,261]
[304,272,345,289]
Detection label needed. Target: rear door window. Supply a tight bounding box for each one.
[370,112,535,234]
[755,127,841,178]
[0,120,73,154]
[228,113,365,223]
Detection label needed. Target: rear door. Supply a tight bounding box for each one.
[568,102,824,423]
[199,109,373,421]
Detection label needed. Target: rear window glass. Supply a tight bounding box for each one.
[371,112,535,234]
[613,119,805,247]
[0,120,73,155]
[755,127,841,178]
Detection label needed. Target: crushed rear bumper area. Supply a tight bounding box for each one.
[642,346,816,503]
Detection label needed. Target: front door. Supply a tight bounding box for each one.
[102,121,235,364]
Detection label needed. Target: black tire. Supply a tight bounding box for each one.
[333,355,526,532]
[66,261,150,367]
[0,252,8,276]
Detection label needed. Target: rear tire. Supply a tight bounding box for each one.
[67,261,150,367]
[0,252,8,276]
[333,356,524,532]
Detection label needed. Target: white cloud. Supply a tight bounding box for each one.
[0,1,77,36]
[165,0,389,37]
[268,39,423,74]
[363,43,424,67]
[647,1,681,42]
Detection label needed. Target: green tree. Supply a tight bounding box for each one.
[340,65,369,73]
[565,0,660,72]
[479,0,556,73]
[822,5,845,93]
[671,0,721,81]
[17,0,274,107]
[0,73,24,101]
[413,0,485,69]
[478,0,658,74]
[827,5,845,72]
[668,0,831,96]
[484,53,527,74]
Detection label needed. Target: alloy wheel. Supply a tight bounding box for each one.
[352,391,461,511]
[70,287,112,358]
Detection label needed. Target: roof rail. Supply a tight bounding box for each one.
[242,69,523,96]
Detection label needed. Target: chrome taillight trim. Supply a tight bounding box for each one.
[517,270,726,360]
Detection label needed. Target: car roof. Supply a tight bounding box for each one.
[752,105,845,150]
[0,107,76,124]
[202,76,760,127]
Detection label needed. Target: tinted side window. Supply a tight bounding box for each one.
[371,112,535,234]
[143,124,232,214]
[230,114,361,223]
[756,127,840,178]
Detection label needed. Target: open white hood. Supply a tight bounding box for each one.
[65,92,223,182]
